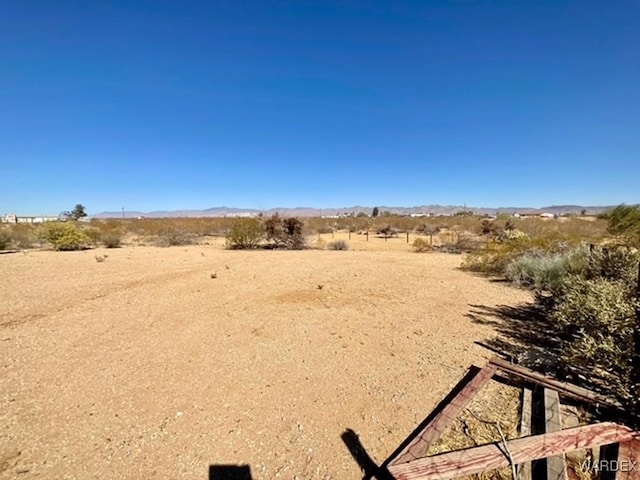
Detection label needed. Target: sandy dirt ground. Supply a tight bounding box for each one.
[1,238,531,479]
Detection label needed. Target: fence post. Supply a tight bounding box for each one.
[634,261,640,417]
[366,231,369,242]
[349,231,351,240]
[406,231,409,244]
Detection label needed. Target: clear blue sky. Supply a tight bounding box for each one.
[1,1,638,215]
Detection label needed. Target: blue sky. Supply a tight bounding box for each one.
[1,1,639,215]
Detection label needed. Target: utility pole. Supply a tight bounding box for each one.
[122,207,125,219]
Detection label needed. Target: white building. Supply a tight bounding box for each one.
[2,214,58,224]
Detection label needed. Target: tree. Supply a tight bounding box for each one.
[63,204,87,221]
[372,207,379,218]
[581,209,587,216]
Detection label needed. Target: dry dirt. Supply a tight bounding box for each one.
[1,237,531,479]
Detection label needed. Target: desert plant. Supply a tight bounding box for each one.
[605,204,640,245]
[156,226,194,247]
[550,276,635,399]
[412,238,431,252]
[376,224,397,238]
[504,245,591,293]
[316,226,335,234]
[264,215,307,249]
[226,218,263,249]
[102,233,122,248]
[0,229,12,250]
[40,222,91,251]
[327,240,349,251]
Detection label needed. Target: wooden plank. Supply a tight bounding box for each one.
[544,389,568,480]
[489,357,622,408]
[616,437,640,480]
[388,364,498,466]
[517,388,533,480]
[387,422,635,480]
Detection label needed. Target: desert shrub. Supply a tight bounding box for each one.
[605,204,640,245]
[479,219,502,237]
[327,240,349,251]
[102,233,122,248]
[9,224,38,248]
[40,222,91,251]
[264,215,307,249]
[0,229,12,250]
[499,228,528,242]
[226,218,263,249]
[412,238,431,252]
[550,276,635,399]
[83,227,102,246]
[505,245,591,293]
[585,245,640,288]
[462,236,574,276]
[155,225,194,247]
[376,224,397,238]
[316,226,334,234]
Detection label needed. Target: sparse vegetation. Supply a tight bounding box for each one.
[0,228,12,250]
[327,240,349,250]
[102,233,122,248]
[156,226,194,247]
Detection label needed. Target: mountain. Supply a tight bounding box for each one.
[93,204,617,218]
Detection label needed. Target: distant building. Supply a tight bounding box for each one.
[2,213,58,224]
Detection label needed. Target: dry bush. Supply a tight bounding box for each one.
[264,215,307,249]
[155,224,195,247]
[102,233,122,248]
[327,240,349,251]
[6,224,40,248]
[0,228,12,250]
[412,237,431,252]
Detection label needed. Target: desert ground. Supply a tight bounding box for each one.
[1,234,531,479]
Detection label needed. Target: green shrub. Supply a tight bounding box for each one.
[504,245,591,293]
[40,222,91,251]
[412,238,431,252]
[551,276,635,398]
[327,240,349,251]
[226,218,263,249]
[0,229,12,250]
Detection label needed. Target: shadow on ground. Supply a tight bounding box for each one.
[464,302,567,375]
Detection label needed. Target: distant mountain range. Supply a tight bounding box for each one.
[93,204,617,218]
